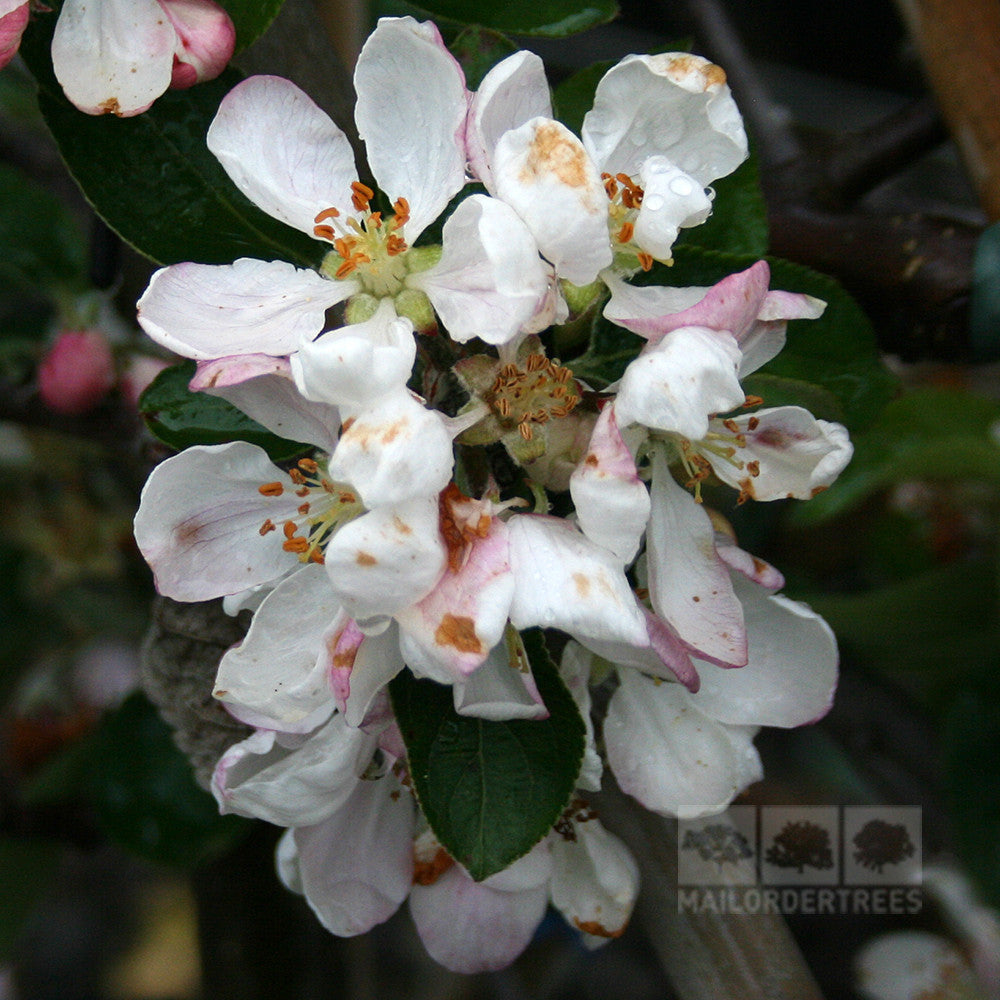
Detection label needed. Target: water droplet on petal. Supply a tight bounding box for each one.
[644,194,664,212]
[670,176,694,197]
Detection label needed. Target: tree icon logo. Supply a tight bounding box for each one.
[765,820,835,873]
[681,823,754,871]
[852,819,915,873]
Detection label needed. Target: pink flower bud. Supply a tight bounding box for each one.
[119,354,170,409]
[0,2,29,71]
[38,330,116,415]
[159,0,236,90]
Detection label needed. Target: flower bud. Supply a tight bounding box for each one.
[0,2,29,71]
[119,354,170,409]
[38,330,116,415]
[159,0,236,90]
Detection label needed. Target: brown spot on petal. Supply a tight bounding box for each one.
[393,516,412,535]
[663,54,727,89]
[521,122,589,190]
[585,453,600,467]
[573,573,591,598]
[573,918,625,939]
[99,97,123,116]
[434,614,482,655]
[356,551,377,566]
[176,516,208,544]
[413,847,454,886]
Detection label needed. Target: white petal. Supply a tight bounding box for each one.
[582,52,747,183]
[706,407,853,501]
[291,774,415,935]
[493,118,612,285]
[133,442,302,601]
[207,373,340,453]
[211,713,379,826]
[550,814,638,939]
[213,565,339,731]
[614,326,744,439]
[715,536,785,590]
[329,625,405,728]
[632,157,712,260]
[452,637,547,721]
[396,517,514,683]
[646,448,746,666]
[691,574,838,728]
[604,670,762,819]
[207,75,358,236]
[410,864,548,973]
[138,259,349,359]
[323,497,446,622]
[855,931,979,1000]
[292,301,416,409]
[329,391,454,507]
[570,403,649,563]
[507,514,647,647]
[52,0,174,116]
[354,18,467,239]
[558,643,603,791]
[415,195,550,345]
[468,50,553,190]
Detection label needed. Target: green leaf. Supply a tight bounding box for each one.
[376,0,617,38]
[19,14,319,268]
[0,838,62,961]
[90,693,248,867]
[552,60,609,136]
[0,162,87,292]
[218,0,288,52]
[791,388,1000,526]
[449,26,519,90]
[139,361,311,460]
[391,630,585,881]
[677,154,769,258]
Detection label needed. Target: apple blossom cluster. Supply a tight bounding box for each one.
[131,17,853,972]
[1,0,235,115]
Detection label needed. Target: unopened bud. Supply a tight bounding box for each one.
[38,330,116,415]
[0,2,28,71]
[159,0,236,90]
[120,354,170,409]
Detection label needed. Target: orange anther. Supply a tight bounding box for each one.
[637,252,654,272]
[298,458,319,474]
[314,207,341,223]
[747,416,760,431]
[368,211,382,228]
[298,503,311,515]
[335,259,359,278]
[723,418,740,433]
[313,224,335,240]
[295,486,310,498]
[310,549,326,564]
[617,222,635,244]
[392,197,410,226]
[258,481,284,497]
[289,469,306,485]
[746,460,761,477]
[283,521,298,539]
[743,395,764,408]
[283,537,310,553]
[259,519,276,535]
[350,181,374,211]
[386,234,408,256]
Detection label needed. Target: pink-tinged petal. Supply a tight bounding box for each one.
[286,773,415,936]
[396,516,513,682]
[160,0,234,88]
[410,864,548,973]
[323,497,447,623]
[52,0,174,116]
[576,606,700,692]
[415,195,550,345]
[206,373,340,453]
[582,52,747,183]
[211,712,379,826]
[632,158,712,260]
[207,75,358,236]
[329,391,454,507]
[707,407,853,501]
[0,3,28,71]
[354,18,467,239]
[550,814,638,940]
[138,258,350,359]
[692,574,838,728]
[715,536,785,590]
[325,624,404,728]
[493,118,612,285]
[739,291,825,375]
[326,617,365,713]
[646,448,746,667]
[291,301,415,409]
[570,404,649,563]
[452,640,548,721]
[507,514,647,647]
[604,261,770,343]
[190,354,291,390]
[604,670,762,819]
[558,643,603,790]
[213,565,339,731]
[467,50,553,190]
[133,442,303,601]
[614,326,744,439]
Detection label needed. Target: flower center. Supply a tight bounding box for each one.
[676,412,762,503]
[314,182,413,297]
[485,353,580,441]
[602,172,654,272]
[257,457,364,563]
